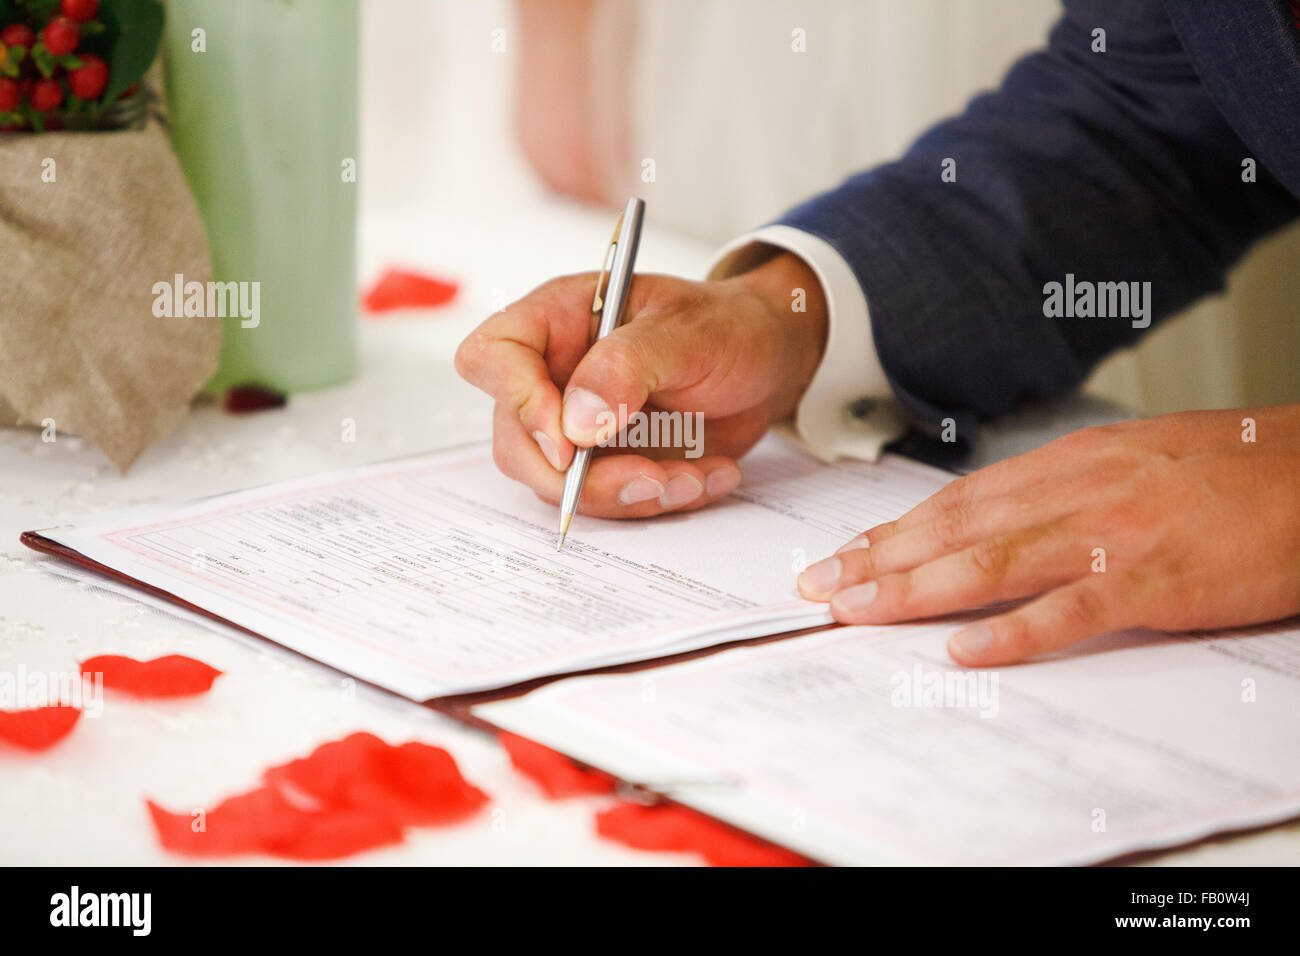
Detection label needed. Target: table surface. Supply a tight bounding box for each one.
[2,197,1295,865]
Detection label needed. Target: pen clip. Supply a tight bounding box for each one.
[591,213,625,315]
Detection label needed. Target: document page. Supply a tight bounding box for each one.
[35,436,951,699]
[478,621,1300,865]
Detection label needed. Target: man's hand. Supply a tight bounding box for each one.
[455,251,828,516]
[797,406,1300,666]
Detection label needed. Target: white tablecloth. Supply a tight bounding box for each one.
[1,198,1294,865]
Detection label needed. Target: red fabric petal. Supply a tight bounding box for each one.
[263,732,387,806]
[381,741,491,824]
[146,787,304,857]
[498,732,616,798]
[362,268,458,313]
[595,801,810,867]
[262,807,405,860]
[0,705,80,751]
[148,733,488,860]
[265,732,488,826]
[81,655,222,698]
[147,787,404,861]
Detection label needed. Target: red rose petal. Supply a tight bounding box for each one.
[263,806,405,860]
[0,705,81,751]
[147,786,403,861]
[595,801,810,867]
[382,741,490,824]
[146,787,305,857]
[265,732,488,826]
[81,655,222,698]
[498,732,616,799]
[362,268,459,314]
[263,732,388,807]
[148,733,488,861]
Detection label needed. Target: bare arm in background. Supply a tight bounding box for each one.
[513,0,629,205]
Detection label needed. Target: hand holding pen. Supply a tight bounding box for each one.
[453,200,831,529]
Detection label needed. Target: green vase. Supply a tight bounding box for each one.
[163,0,358,395]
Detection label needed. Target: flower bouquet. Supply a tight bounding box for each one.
[0,0,162,133]
[0,0,219,470]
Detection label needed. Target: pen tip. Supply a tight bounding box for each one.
[555,513,572,552]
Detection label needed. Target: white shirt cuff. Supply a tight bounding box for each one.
[707,224,906,462]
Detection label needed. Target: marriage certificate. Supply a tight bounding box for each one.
[28,436,950,699]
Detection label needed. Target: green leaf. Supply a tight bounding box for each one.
[23,0,60,20]
[0,44,21,77]
[60,54,82,69]
[31,41,54,79]
[97,0,164,104]
[80,20,107,37]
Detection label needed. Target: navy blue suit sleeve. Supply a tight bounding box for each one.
[776,0,1300,432]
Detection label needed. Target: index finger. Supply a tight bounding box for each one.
[454,273,600,398]
[456,274,607,470]
[870,430,1094,545]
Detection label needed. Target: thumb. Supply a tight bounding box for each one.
[561,318,702,446]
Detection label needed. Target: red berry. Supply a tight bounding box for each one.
[0,78,20,113]
[43,16,79,57]
[0,24,37,49]
[30,78,63,112]
[223,385,288,414]
[61,0,99,22]
[67,53,107,100]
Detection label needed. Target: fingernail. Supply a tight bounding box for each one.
[831,580,878,616]
[562,388,613,442]
[618,475,664,505]
[705,467,740,497]
[835,534,870,554]
[532,430,562,471]
[797,557,841,597]
[660,474,702,508]
[950,623,994,660]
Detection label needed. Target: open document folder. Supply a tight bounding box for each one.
[21,435,951,700]
[479,621,1300,866]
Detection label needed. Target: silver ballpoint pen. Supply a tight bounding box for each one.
[556,197,646,551]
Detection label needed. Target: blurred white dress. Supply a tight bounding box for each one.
[361,0,1300,414]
